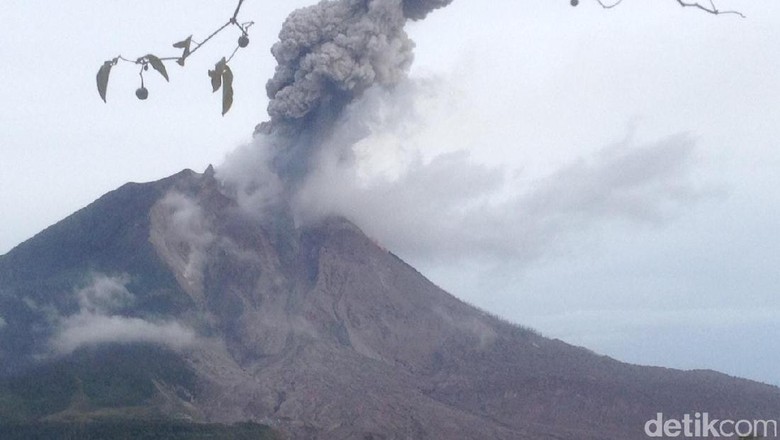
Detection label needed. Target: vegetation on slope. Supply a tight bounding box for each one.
[0,420,278,440]
[0,345,197,422]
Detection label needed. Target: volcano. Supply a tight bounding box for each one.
[1,167,778,439]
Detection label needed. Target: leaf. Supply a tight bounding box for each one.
[172,35,191,49]
[208,58,227,93]
[208,70,222,92]
[215,57,227,72]
[96,61,113,103]
[222,64,234,116]
[173,36,192,66]
[145,54,169,82]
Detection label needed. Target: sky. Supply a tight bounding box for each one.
[1,0,779,386]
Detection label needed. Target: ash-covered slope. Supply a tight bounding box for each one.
[1,168,779,439]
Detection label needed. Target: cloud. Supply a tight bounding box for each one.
[53,314,195,356]
[0,316,5,330]
[291,80,705,266]
[75,273,133,314]
[50,274,196,355]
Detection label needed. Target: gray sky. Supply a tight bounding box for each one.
[2,0,779,386]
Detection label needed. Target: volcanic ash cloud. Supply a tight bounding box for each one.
[230,0,455,188]
[218,0,705,270]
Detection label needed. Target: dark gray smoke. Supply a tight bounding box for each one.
[402,0,453,19]
[254,0,453,183]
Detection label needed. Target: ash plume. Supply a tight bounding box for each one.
[251,0,453,184]
[217,0,706,273]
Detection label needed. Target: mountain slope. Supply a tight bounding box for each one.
[1,168,778,439]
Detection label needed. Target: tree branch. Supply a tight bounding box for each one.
[232,0,246,21]
[675,0,745,17]
[596,0,625,9]
[187,20,232,59]
[97,0,252,114]
[593,0,744,17]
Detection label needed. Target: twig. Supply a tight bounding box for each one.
[97,0,251,114]
[225,45,241,64]
[674,0,745,17]
[596,0,624,9]
[109,0,247,68]
[232,0,245,21]
[188,21,232,59]
[594,0,744,18]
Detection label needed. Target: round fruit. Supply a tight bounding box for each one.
[571,0,579,5]
[143,64,149,71]
[238,35,249,48]
[135,87,149,100]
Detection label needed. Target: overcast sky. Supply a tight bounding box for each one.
[2,0,779,386]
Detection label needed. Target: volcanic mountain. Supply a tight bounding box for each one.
[1,167,779,439]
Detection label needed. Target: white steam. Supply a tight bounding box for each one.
[227,77,703,266]
[51,274,196,355]
[75,273,134,314]
[218,0,703,269]
[218,140,284,217]
[149,191,215,306]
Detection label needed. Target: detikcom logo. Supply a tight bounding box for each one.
[644,412,778,438]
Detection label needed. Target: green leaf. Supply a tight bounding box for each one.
[173,36,192,66]
[145,54,169,82]
[96,61,112,103]
[222,64,234,116]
